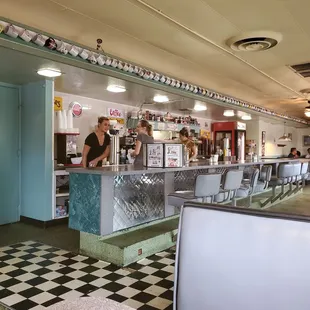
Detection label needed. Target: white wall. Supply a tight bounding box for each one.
[54,91,212,152]
[246,119,309,157]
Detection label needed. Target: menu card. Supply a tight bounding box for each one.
[143,143,164,167]
[164,144,183,167]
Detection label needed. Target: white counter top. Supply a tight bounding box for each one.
[66,158,305,176]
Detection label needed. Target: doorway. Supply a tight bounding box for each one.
[0,83,20,225]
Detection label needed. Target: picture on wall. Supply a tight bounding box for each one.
[303,135,310,146]
[261,131,266,156]
[262,131,266,144]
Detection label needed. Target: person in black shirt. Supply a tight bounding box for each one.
[82,117,111,167]
[288,147,298,159]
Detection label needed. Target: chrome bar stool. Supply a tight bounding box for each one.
[214,170,244,206]
[262,163,294,207]
[168,174,222,208]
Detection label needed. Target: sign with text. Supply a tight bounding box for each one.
[54,96,63,111]
[108,108,124,119]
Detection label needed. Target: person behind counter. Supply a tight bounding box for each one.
[82,116,111,168]
[129,120,154,165]
[179,127,197,161]
[288,147,298,159]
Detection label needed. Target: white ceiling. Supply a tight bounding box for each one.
[2,0,310,119]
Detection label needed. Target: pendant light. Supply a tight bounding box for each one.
[278,122,292,142]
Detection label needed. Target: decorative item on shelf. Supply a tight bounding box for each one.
[105,56,112,66]
[67,44,79,56]
[79,49,89,60]
[56,41,68,54]
[2,19,309,125]
[88,52,97,64]
[45,37,57,50]
[4,24,19,38]
[19,29,32,42]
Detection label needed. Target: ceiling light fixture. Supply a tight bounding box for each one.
[241,114,252,120]
[37,68,62,78]
[194,102,207,111]
[278,122,292,142]
[223,110,235,117]
[106,85,126,93]
[153,95,169,103]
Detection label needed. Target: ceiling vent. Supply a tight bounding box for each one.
[226,31,282,52]
[290,63,310,78]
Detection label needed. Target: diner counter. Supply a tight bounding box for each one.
[67,158,305,237]
[67,158,302,176]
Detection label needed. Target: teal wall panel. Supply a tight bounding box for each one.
[0,83,20,225]
[21,80,53,221]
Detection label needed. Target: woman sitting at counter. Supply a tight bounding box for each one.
[129,120,154,165]
[82,116,111,167]
[179,127,197,161]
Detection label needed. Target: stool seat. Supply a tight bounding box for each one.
[236,184,250,197]
[269,176,288,186]
[168,191,198,208]
[47,297,135,310]
[214,190,234,202]
[168,174,222,208]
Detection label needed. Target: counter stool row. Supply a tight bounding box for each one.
[168,166,273,209]
[261,162,309,207]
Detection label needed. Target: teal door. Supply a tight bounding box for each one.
[0,84,20,225]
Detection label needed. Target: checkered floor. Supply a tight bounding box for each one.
[0,241,175,310]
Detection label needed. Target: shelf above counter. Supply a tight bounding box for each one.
[127,118,200,133]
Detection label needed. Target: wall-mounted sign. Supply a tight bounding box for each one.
[237,122,246,130]
[69,101,82,118]
[108,108,124,119]
[54,96,63,111]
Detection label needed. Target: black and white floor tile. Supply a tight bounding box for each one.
[0,241,175,310]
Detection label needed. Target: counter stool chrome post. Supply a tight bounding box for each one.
[235,168,260,207]
[167,174,222,209]
[214,170,244,206]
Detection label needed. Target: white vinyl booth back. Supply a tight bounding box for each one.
[174,203,310,310]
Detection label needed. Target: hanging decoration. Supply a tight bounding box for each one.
[0,19,309,126]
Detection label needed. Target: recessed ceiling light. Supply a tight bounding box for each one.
[194,102,207,111]
[107,85,126,93]
[37,68,62,78]
[241,114,252,120]
[223,110,235,117]
[153,95,169,103]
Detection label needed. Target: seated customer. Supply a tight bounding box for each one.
[306,148,310,159]
[288,147,298,158]
[297,150,301,157]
